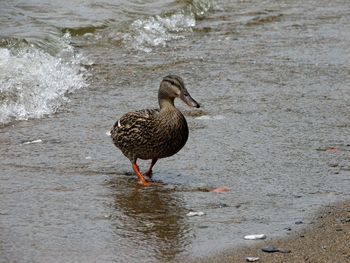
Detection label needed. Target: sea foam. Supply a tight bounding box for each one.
[122,0,215,52]
[0,34,87,124]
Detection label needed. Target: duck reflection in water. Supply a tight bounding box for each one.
[109,177,191,261]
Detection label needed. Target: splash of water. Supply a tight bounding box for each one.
[122,0,215,52]
[0,34,87,124]
[124,11,195,52]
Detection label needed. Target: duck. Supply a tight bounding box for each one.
[111,75,200,186]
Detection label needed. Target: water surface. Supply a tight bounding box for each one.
[1,0,350,262]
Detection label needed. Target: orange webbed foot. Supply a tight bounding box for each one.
[137,179,151,187]
[133,163,160,187]
[137,180,161,187]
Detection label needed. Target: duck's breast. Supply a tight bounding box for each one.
[150,109,189,159]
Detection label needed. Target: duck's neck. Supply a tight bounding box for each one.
[159,97,175,110]
[158,88,176,111]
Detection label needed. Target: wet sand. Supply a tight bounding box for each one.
[188,200,350,263]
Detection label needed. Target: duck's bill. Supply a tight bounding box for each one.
[182,94,200,108]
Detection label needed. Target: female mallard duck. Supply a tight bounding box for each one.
[111,75,200,186]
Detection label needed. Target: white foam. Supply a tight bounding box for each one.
[123,11,196,52]
[0,34,87,124]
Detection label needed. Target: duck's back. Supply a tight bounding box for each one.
[111,108,189,162]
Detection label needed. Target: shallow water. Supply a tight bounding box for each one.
[1,0,350,262]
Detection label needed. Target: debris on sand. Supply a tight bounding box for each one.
[244,234,267,240]
[211,186,230,193]
[246,256,260,262]
[186,211,205,217]
[22,139,43,145]
[261,245,291,253]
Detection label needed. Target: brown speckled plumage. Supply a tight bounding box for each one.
[110,75,200,186]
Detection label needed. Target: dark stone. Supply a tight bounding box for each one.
[262,245,291,254]
[262,246,279,253]
[295,220,303,225]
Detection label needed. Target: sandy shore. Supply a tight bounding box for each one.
[188,201,350,263]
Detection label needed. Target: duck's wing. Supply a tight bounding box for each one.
[111,109,159,135]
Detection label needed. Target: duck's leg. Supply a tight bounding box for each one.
[132,163,151,187]
[144,158,158,178]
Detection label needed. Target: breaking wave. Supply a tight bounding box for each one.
[0,34,88,124]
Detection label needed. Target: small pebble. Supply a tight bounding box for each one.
[335,226,343,231]
[295,220,303,225]
[262,245,291,253]
[186,211,205,217]
[246,256,260,262]
[262,246,280,253]
[244,234,267,240]
[106,130,111,136]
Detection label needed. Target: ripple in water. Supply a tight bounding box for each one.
[0,34,88,124]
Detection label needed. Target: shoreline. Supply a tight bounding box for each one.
[186,200,350,263]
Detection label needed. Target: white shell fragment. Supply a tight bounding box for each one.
[246,257,260,262]
[22,139,43,145]
[186,211,205,217]
[106,130,112,136]
[244,234,267,240]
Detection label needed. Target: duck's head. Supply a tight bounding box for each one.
[159,75,200,108]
